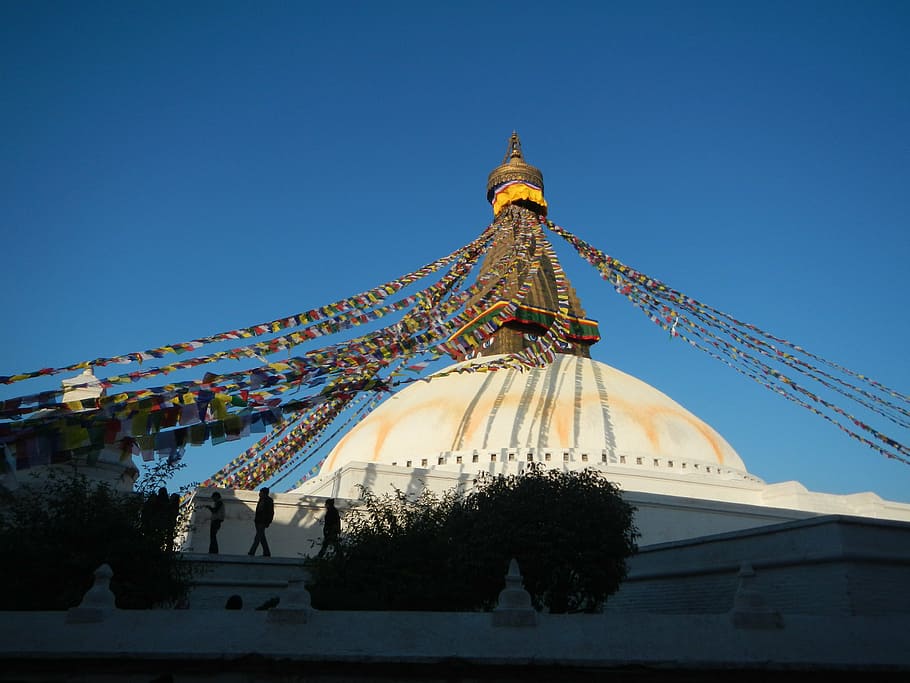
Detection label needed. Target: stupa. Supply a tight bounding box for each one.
[183,134,910,556]
[309,136,743,477]
[0,367,138,492]
[283,133,909,544]
[13,136,906,680]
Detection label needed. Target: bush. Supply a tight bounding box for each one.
[308,464,638,612]
[0,463,193,610]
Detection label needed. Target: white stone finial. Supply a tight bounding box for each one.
[267,566,315,623]
[283,572,314,611]
[66,563,117,623]
[81,563,117,609]
[493,558,536,627]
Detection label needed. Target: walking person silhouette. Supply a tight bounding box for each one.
[317,498,341,558]
[204,491,225,554]
[247,488,274,557]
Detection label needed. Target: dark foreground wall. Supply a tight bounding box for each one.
[1,515,909,681]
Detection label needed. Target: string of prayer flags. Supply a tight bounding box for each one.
[0,222,499,388]
[543,217,909,465]
[3,203,907,491]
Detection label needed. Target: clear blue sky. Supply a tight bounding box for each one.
[2,2,908,502]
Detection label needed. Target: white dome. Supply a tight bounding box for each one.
[315,354,747,478]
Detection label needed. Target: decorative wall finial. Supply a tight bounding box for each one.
[492,558,537,627]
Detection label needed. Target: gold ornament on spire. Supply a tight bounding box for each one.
[486,132,547,215]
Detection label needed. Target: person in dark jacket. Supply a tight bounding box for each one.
[142,486,171,549]
[204,491,225,554]
[317,498,341,558]
[247,488,274,557]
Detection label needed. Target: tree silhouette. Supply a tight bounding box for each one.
[308,464,638,613]
[0,462,193,610]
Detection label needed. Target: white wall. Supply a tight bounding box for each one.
[185,460,910,556]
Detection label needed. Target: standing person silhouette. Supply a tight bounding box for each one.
[142,486,170,549]
[247,488,274,557]
[166,493,181,552]
[204,492,225,554]
[317,498,341,558]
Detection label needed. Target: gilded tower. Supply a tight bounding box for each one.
[456,132,600,359]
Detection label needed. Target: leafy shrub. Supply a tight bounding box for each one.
[0,463,193,610]
[308,464,638,613]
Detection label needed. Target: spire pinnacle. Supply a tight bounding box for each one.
[486,132,546,212]
[503,131,524,163]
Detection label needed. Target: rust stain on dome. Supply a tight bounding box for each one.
[318,357,743,478]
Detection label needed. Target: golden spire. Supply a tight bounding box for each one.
[486,131,545,204]
[455,133,595,360]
